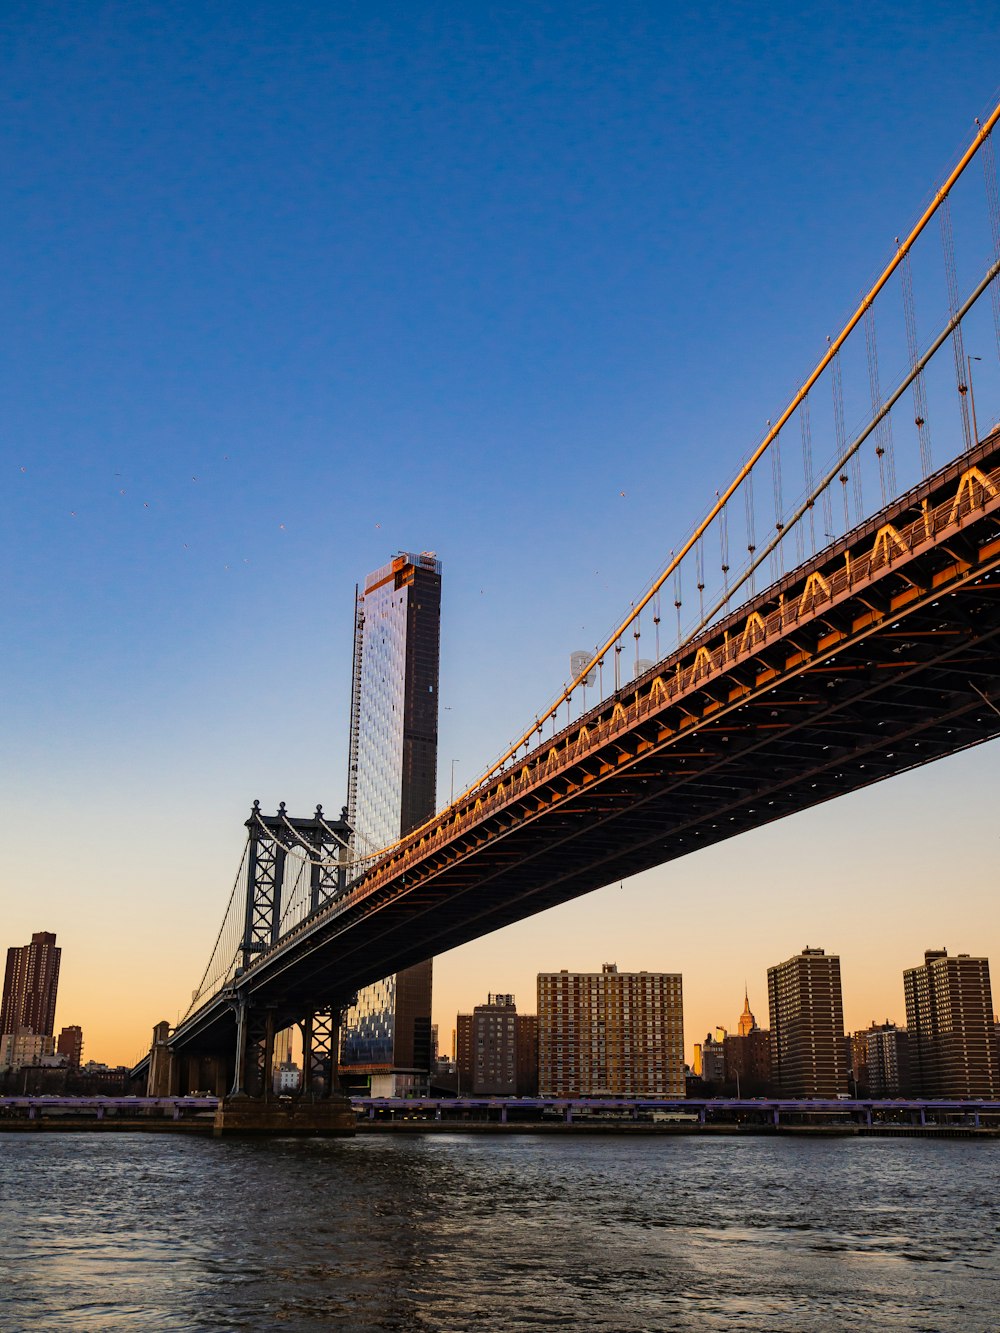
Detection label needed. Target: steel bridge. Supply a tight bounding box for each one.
[139,104,1000,1102]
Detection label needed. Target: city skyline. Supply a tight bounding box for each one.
[3,5,1000,1066]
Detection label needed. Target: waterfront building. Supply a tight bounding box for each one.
[864,1022,910,1098]
[1,931,61,1039]
[0,1031,55,1072]
[457,995,539,1096]
[339,552,442,1097]
[767,947,845,1097]
[537,963,684,1097]
[56,1025,83,1069]
[903,949,998,1097]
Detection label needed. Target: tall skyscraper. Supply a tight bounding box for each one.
[903,948,998,1097]
[1,932,61,1038]
[767,946,845,1097]
[339,551,442,1097]
[538,963,685,1097]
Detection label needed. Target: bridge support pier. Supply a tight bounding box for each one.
[213,995,355,1135]
[147,1021,179,1097]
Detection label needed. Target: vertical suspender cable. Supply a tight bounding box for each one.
[830,342,854,527]
[800,397,817,554]
[980,124,1000,361]
[940,196,974,450]
[770,424,785,577]
[696,537,706,619]
[743,472,757,592]
[864,304,896,504]
[900,243,933,477]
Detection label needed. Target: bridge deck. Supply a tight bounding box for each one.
[173,430,1000,1051]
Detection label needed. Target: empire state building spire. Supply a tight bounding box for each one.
[738,985,757,1036]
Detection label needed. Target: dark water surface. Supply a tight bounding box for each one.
[1,1132,998,1331]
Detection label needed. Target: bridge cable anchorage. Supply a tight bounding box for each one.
[688,253,1000,640]
[900,240,933,478]
[940,196,974,450]
[980,123,1000,362]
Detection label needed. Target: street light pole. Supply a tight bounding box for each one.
[450,758,460,805]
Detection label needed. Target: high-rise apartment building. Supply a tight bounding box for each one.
[538,963,684,1097]
[1,932,61,1039]
[455,994,539,1096]
[903,949,998,1097]
[767,946,845,1097]
[864,1022,910,1098]
[56,1025,84,1069]
[339,552,442,1097]
[455,1012,473,1093]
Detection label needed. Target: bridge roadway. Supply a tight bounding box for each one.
[171,429,1000,1061]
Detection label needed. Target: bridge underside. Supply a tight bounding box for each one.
[172,433,1000,1060]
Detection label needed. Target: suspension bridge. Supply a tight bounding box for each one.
[137,104,1000,1125]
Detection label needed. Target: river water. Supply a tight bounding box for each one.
[1,1132,998,1331]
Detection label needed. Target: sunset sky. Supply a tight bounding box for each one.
[2,2,999,1067]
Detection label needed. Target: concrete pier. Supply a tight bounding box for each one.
[213,1095,355,1137]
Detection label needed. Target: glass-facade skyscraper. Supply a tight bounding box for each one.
[339,551,442,1096]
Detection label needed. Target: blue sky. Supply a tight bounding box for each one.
[2,2,999,1061]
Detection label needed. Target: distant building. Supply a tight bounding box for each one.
[0,1031,55,1072]
[844,1030,870,1097]
[538,963,684,1097]
[339,552,442,1097]
[455,1012,473,1093]
[699,1031,726,1085]
[1,931,61,1039]
[56,1025,83,1070]
[457,995,539,1096]
[516,1013,539,1097]
[864,1022,910,1098]
[723,992,771,1094]
[904,949,998,1097]
[274,1060,301,1094]
[767,947,845,1097]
